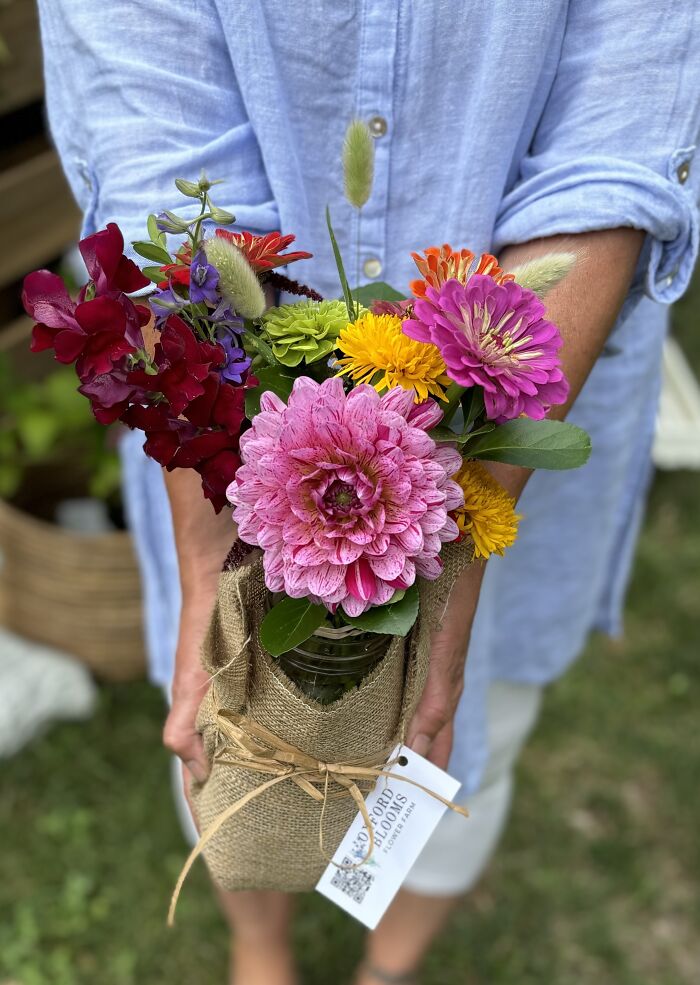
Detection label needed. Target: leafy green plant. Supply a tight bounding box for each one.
[0,357,121,503]
[259,596,328,656]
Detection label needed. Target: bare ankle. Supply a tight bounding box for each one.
[355,962,419,985]
[230,938,297,985]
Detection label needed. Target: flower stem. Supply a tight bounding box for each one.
[441,382,467,425]
[326,206,355,322]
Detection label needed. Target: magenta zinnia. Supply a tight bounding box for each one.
[228,378,463,616]
[402,275,569,422]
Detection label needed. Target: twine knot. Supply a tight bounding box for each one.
[168,711,468,925]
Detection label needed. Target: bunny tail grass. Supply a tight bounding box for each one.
[343,119,375,209]
[204,236,266,319]
[510,252,576,298]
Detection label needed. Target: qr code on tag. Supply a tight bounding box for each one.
[330,857,375,904]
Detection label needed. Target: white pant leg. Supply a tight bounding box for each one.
[162,685,200,847]
[170,754,200,847]
[402,680,543,897]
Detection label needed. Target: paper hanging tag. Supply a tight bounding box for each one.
[315,744,464,929]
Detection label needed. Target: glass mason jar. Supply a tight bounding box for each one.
[277,621,392,704]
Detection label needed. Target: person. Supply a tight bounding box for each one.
[37,2,699,983]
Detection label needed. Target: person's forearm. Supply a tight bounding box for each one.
[490,226,645,500]
[450,228,645,618]
[410,227,646,763]
[162,468,237,781]
[155,286,279,598]
[164,467,237,598]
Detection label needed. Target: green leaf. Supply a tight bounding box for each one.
[146,214,166,248]
[350,281,405,307]
[259,597,328,657]
[429,388,491,445]
[245,366,296,419]
[429,420,496,446]
[343,584,419,636]
[461,387,485,429]
[326,206,355,322]
[243,330,277,367]
[429,425,465,444]
[174,177,202,198]
[462,422,496,442]
[439,381,465,427]
[467,419,592,470]
[141,265,165,284]
[132,241,172,265]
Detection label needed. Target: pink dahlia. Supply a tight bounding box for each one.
[228,378,463,616]
[403,275,569,422]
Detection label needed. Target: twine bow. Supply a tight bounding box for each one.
[168,710,469,925]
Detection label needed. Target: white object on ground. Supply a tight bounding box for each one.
[0,627,98,758]
[55,497,115,533]
[653,336,700,471]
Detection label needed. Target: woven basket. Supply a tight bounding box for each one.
[0,496,146,681]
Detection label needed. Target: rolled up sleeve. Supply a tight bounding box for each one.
[493,1,700,304]
[36,0,279,249]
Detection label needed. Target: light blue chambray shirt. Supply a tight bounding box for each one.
[38,1,700,793]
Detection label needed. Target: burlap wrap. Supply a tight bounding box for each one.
[190,540,474,893]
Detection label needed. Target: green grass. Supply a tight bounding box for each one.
[1,279,699,985]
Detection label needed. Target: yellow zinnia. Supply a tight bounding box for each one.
[453,460,521,560]
[336,311,451,402]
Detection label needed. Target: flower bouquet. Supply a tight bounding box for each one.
[23,121,590,908]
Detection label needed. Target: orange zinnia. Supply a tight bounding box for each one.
[409,244,514,298]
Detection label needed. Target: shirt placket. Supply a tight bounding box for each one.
[353,0,399,287]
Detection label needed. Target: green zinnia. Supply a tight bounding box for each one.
[262,300,360,367]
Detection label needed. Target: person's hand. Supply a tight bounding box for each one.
[405,560,484,769]
[161,468,238,790]
[163,584,220,785]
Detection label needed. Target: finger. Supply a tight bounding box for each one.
[184,740,209,784]
[181,762,204,822]
[408,732,433,758]
[405,682,459,755]
[163,723,209,782]
[405,639,465,751]
[426,720,454,770]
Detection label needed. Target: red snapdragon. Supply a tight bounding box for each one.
[23,219,264,512]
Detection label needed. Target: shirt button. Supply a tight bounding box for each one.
[363,257,383,279]
[677,160,691,184]
[368,116,388,138]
